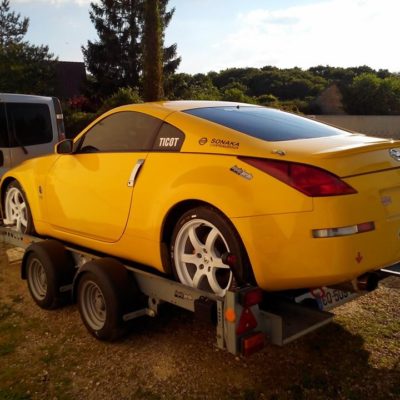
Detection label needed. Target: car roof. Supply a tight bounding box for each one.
[126,100,261,113]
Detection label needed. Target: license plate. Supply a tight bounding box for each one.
[295,287,359,311]
[317,288,358,311]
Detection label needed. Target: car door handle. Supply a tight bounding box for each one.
[127,159,145,187]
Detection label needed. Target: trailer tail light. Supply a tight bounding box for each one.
[236,288,263,335]
[241,332,265,357]
[238,157,357,197]
[239,287,263,308]
[236,308,258,335]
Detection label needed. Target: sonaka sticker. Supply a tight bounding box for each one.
[211,138,239,149]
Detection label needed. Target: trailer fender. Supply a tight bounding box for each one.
[21,240,75,283]
[21,240,75,309]
[73,258,146,341]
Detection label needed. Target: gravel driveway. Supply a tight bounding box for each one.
[0,243,399,400]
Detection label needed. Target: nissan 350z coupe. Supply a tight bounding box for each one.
[2,101,400,295]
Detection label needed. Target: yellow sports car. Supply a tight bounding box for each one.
[2,101,400,295]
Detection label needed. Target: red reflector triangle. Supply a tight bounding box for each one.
[236,307,258,335]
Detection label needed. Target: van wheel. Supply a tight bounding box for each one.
[3,180,34,234]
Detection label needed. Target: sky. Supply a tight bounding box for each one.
[11,0,400,74]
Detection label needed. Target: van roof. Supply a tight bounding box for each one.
[0,93,54,102]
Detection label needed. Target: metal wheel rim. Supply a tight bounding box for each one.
[28,258,47,301]
[4,187,28,232]
[174,218,232,296]
[80,280,106,331]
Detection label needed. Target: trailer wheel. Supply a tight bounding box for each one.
[24,241,75,309]
[76,258,140,341]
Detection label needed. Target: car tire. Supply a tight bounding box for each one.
[171,206,251,296]
[25,241,75,309]
[3,180,35,234]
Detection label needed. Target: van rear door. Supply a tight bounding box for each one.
[6,101,55,167]
[0,102,11,176]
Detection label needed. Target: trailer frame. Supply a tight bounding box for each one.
[1,227,398,357]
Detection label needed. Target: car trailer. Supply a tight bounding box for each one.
[1,227,399,357]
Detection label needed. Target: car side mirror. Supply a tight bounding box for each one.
[55,139,73,154]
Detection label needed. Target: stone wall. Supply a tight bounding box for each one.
[309,115,400,139]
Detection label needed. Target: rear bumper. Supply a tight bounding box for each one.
[232,211,400,291]
[232,166,400,291]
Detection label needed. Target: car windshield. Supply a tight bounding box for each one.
[184,106,345,142]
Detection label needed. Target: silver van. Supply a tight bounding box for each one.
[0,93,65,176]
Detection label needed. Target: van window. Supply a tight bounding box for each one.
[6,103,53,146]
[0,103,9,147]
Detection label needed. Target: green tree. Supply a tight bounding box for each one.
[159,0,181,78]
[82,0,180,100]
[379,76,400,114]
[82,1,141,99]
[166,73,220,100]
[344,73,400,114]
[0,0,56,95]
[143,0,163,101]
[0,43,56,94]
[0,0,28,46]
[256,93,279,107]
[98,86,142,113]
[222,88,254,103]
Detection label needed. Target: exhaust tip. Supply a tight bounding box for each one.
[356,273,379,292]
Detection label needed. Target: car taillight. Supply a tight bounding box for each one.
[239,157,357,197]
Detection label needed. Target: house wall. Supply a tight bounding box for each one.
[309,115,400,139]
[55,61,86,99]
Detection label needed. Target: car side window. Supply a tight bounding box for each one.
[153,123,185,152]
[6,103,53,146]
[78,111,162,153]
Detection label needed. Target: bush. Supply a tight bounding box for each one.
[98,87,142,114]
[63,87,143,138]
[64,111,96,138]
[222,88,255,103]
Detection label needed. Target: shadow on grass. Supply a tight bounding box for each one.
[121,303,400,400]
[0,283,398,400]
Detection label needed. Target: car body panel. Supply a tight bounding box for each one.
[232,167,400,289]
[2,101,400,291]
[44,153,146,242]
